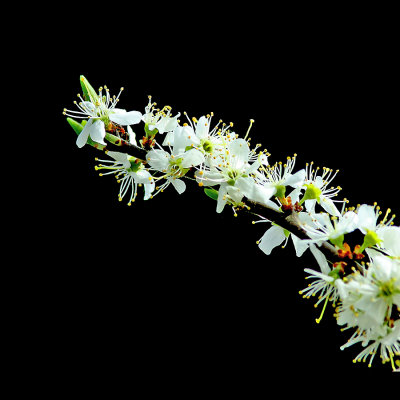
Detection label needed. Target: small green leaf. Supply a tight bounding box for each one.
[66,117,84,135]
[204,188,219,201]
[80,75,99,103]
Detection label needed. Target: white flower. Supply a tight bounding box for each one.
[336,254,400,331]
[356,204,396,253]
[298,209,359,247]
[381,226,400,258]
[300,162,344,217]
[257,224,309,257]
[64,84,142,148]
[146,132,205,196]
[340,320,400,369]
[256,189,309,257]
[142,97,180,136]
[299,244,342,323]
[95,151,155,205]
[195,138,275,212]
[257,154,305,200]
[176,114,248,168]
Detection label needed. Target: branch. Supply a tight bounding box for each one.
[246,200,338,258]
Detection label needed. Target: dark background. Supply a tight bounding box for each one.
[19,3,399,394]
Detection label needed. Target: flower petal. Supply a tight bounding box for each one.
[88,119,106,145]
[110,110,142,125]
[195,116,210,139]
[76,119,92,148]
[181,149,205,168]
[170,178,186,194]
[258,225,286,255]
[146,149,170,171]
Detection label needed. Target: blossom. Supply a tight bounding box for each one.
[356,203,396,253]
[178,114,245,167]
[256,189,309,256]
[299,244,342,323]
[64,82,142,148]
[95,151,155,204]
[298,208,359,248]
[340,320,400,369]
[336,254,400,331]
[146,129,205,196]
[300,162,344,217]
[142,96,180,137]
[381,226,400,258]
[195,138,275,212]
[257,154,305,200]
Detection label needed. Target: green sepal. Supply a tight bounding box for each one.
[330,234,344,249]
[328,267,342,281]
[128,157,142,173]
[359,229,382,253]
[300,183,322,205]
[144,123,158,138]
[275,184,286,199]
[204,188,219,201]
[80,75,99,103]
[66,117,84,135]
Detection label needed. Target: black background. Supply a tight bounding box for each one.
[19,3,399,394]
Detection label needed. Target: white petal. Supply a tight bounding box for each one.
[181,149,205,168]
[320,196,341,217]
[76,119,92,148]
[143,181,155,200]
[382,226,400,257]
[155,113,180,134]
[228,138,249,169]
[107,151,130,168]
[127,126,137,146]
[173,126,198,154]
[309,244,331,275]
[216,186,228,213]
[195,116,210,139]
[357,204,377,233]
[170,178,186,194]
[285,169,306,187]
[133,169,151,184]
[88,119,106,145]
[110,110,142,125]
[337,211,359,235]
[146,149,170,171]
[195,170,223,186]
[291,234,309,257]
[258,225,286,255]
[236,177,276,205]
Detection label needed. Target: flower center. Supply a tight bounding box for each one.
[226,169,240,185]
[378,278,398,299]
[201,139,214,154]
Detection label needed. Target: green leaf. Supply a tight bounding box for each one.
[66,117,84,135]
[204,188,219,201]
[80,75,99,103]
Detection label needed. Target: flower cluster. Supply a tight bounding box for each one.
[66,76,400,372]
